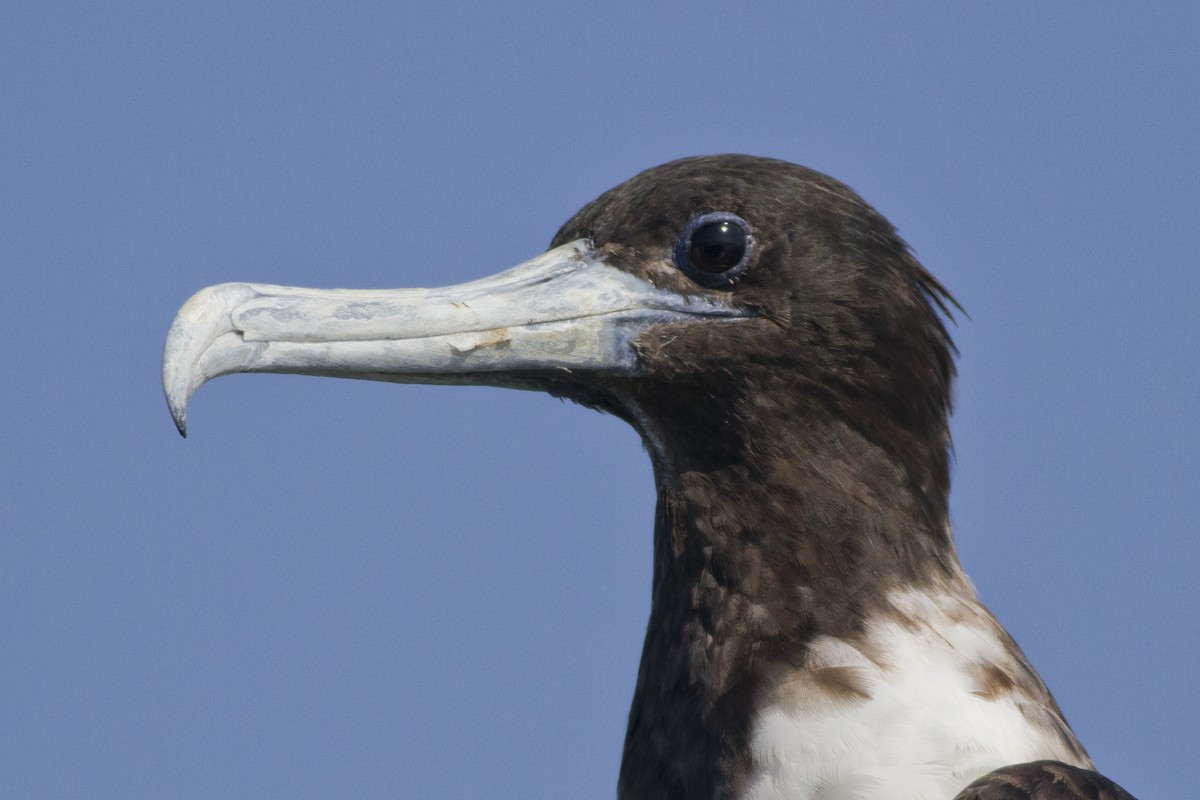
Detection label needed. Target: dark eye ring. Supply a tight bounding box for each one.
[673,212,755,288]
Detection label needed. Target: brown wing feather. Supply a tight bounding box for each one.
[954,761,1136,800]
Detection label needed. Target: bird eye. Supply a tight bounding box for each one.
[674,212,754,288]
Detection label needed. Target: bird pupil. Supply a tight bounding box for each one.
[689,221,745,273]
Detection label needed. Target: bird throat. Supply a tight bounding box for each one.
[614,383,964,799]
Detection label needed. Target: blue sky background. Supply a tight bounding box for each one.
[3,4,1197,798]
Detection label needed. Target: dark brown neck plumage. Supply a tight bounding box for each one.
[614,373,962,799]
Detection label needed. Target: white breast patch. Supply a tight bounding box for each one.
[742,589,1089,800]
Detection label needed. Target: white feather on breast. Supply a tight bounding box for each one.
[743,588,1091,800]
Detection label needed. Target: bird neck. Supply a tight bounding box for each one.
[616,384,966,799]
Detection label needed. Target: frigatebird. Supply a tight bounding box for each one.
[163,155,1135,800]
